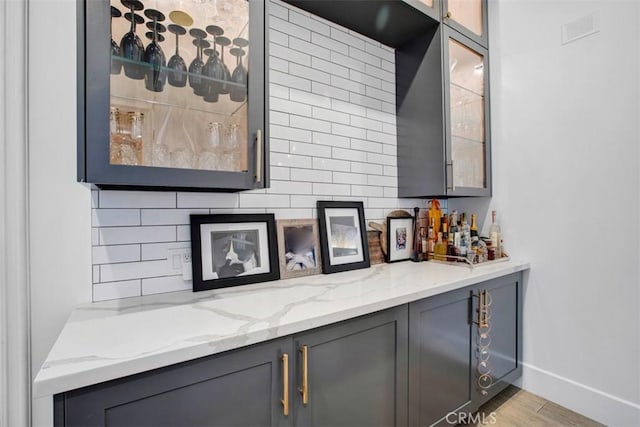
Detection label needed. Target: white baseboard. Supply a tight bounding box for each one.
[516,363,640,426]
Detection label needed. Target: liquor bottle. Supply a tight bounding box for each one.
[470,213,479,239]
[427,218,435,260]
[450,210,461,250]
[420,227,428,258]
[489,210,502,258]
[441,215,449,243]
[461,212,471,249]
[434,232,447,261]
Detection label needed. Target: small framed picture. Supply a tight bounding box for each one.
[386,216,414,263]
[317,201,370,274]
[276,219,322,279]
[190,214,280,292]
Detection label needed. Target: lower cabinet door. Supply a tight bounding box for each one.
[408,287,474,427]
[293,306,408,427]
[57,338,294,427]
[472,273,522,404]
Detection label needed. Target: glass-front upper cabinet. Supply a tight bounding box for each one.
[443,27,490,196]
[406,0,441,21]
[79,0,267,191]
[442,0,487,47]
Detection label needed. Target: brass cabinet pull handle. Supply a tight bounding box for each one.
[281,353,289,416]
[298,345,309,405]
[255,129,263,183]
[445,11,452,19]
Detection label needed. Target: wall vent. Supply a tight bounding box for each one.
[562,11,600,45]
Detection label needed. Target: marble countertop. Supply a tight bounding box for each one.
[33,259,530,398]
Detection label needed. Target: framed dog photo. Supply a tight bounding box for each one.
[276,219,322,279]
[317,201,370,274]
[190,214,280,292]
[386,216,414,263]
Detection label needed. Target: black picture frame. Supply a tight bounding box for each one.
[317,201,370,274]
[386,216,414,263]
[190,214,280,292]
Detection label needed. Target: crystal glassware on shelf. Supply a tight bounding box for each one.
[216,36,232,95]
[170,110,196,169]
[119,0,145,79]
[110,6,122,75]
[188,28,208,96]
[197,121,222,170]
[229,37,248,102]
[143,10,167,92]
[219,123,241,171]
[110,110,144,166]
[167,24,187,87]
[201,25,225,103]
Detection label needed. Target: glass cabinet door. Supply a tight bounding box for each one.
[81,0,265,190]
[407,0,441,21]
[442,0,487,47]
[444,28,490,196]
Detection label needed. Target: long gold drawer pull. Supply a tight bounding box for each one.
[299,345,309,405]
[255,129,263,183]
[281,353,289,416]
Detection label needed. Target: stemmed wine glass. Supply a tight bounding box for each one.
[188,28,207,96]
[216,36,232,95]
[143,9,167,92]
[167,24,187,87]
[119,0,145,79]
[229,37,248,102]
[201,25,225,103]
[110,6,122,75]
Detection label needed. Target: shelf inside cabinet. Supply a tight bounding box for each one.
[282,0,438,47]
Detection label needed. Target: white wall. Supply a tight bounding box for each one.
[28,0,93,425]
[450,0,640,424]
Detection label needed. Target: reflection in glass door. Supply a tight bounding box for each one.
[448,37,486,189]
[109,0,250,173]
[446,0,483,37]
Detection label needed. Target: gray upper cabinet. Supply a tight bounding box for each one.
[56,338,293,427]
[293,306,409,427]
[442,0,488,48]
[78,0,268,191]
[397,21,491,198]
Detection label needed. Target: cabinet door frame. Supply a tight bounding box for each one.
[471,273,523,405]
[441,0,488,48]
[78,0,268,191]
[442,26,492,197]
[56,337,293,427]
[404,0,442,22]
[293,306,409,427]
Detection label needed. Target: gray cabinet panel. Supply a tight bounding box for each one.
[294,306,408,427]
[409,288,473,426]
[60,338,293,427]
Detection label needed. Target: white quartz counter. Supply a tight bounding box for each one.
[33,259,529,398]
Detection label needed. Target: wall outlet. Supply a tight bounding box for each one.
[167,247,192,276]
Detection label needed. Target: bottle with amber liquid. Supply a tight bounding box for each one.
[434,232,447,261]
[427,217,435,260]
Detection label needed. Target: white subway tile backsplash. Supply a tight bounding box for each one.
[270,125,312,142]
[289,10,331,36]
[311,32,348,55]
[289,116,332,133]
[270,16,311,41]
[290,63,331,84]
[91,2,423,301]
[267,180,313,195]
[239,194,290,208]
[312,157,351,172]
[99,191,176,208]
[365,209,385,222]
[271,152,313,168]
[290,37,331,61]
[100,260,168,282]
[93,244,140,265]
[100,226,176,245]
[177,193,239,209]
[290,168,332,183]
[290,141,332,158]
[142,276,191,296]
[313,183,350,196]
[141,209,208,226]
[91,209,140,227]
[93,280,141,301]
[93,265,100,283]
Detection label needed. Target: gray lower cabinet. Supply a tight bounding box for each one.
[408,272,522,426]
[293,305,408,427]
[55,338,293,427]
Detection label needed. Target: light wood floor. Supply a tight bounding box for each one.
[464,386,604,426]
